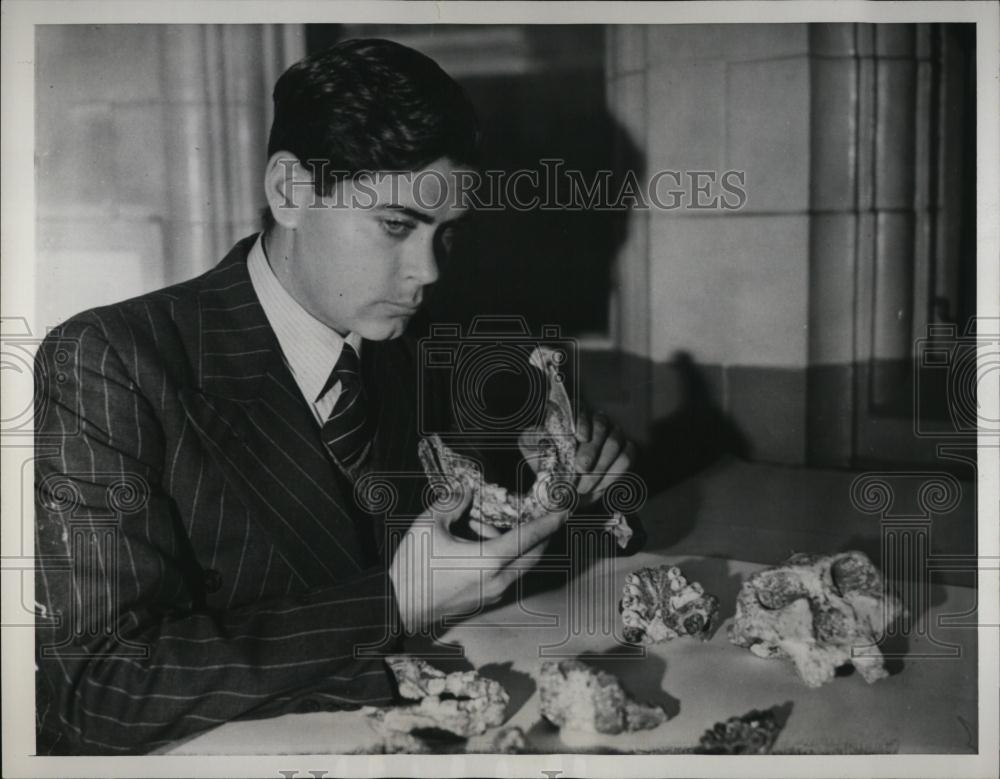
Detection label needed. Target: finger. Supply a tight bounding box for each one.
[591,426,626,475]
[577,426,624,495]
[624,440,637,470]
[432,485,473,530]
[588,446,634,503]
[468,518,503,540]
[484,510,567,560]
[491,534,553,592]
[574,412,610,473]
[575,405,592,443]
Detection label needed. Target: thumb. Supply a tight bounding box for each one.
[432,482,473,530]
[488,509,567,559]
[575,401,593,443]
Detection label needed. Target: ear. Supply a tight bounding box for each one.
[263,152,315,229]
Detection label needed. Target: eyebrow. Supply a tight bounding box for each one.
[376,204,472,227]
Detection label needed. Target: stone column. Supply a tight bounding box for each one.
[160,24,305,279]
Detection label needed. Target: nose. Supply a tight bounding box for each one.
[404,233,440,287]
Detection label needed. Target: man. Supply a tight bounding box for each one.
[34,38,635,755]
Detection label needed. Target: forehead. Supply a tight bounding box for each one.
[351,159,474,217]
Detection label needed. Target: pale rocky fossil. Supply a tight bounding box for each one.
[618,564,720,645]
[538,659,668,735]
[418,346,633,548]
[367,656,510,741]
[728,551,903,687]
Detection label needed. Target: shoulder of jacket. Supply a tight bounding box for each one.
[41,235,258,349]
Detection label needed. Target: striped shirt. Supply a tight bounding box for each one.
[247,234,362,425]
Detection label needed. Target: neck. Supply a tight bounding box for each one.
[260,226,350,338]
[261,226,291,276]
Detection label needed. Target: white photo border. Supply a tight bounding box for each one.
[2,2,997,778]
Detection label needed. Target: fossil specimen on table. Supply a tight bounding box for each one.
[490,726,530,753]
[695,707,785,754]
[366,656,510,745]
[728,551,903,687]
[619,564,720,645]
[538,659,668,735]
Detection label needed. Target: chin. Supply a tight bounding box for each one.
[357,317,407,341]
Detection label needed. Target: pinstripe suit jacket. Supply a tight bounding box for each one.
[34,235,437,754]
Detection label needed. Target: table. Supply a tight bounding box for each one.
[166,549,978,755]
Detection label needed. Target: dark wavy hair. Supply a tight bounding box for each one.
[262,38,481,230]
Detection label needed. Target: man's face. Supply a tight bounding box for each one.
[281,157,472,340]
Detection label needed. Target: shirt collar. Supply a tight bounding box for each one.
[247,233,362,405]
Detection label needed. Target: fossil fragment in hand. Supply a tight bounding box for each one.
[418,346,633,547]
[619,564,720,645]
[538,660,667,735]
[728,551,903,687]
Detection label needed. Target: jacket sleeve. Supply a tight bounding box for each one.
[34,317,404,755]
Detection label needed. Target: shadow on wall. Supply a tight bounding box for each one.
[637,351,752,496]
[414,62,635,339]
[572,347,753,501]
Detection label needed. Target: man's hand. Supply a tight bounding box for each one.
[389,488,567,633]
[573,404,636,505]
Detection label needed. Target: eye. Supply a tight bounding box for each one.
[380,217,416,237]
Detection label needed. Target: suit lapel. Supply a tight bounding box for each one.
[180,239,368,585]
[364,339,416,477]
[362,338,425,553]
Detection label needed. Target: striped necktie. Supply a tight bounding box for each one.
[320,343,373,468]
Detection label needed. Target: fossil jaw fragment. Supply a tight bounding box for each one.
[419,346,633,548]
[367,656,510,741]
